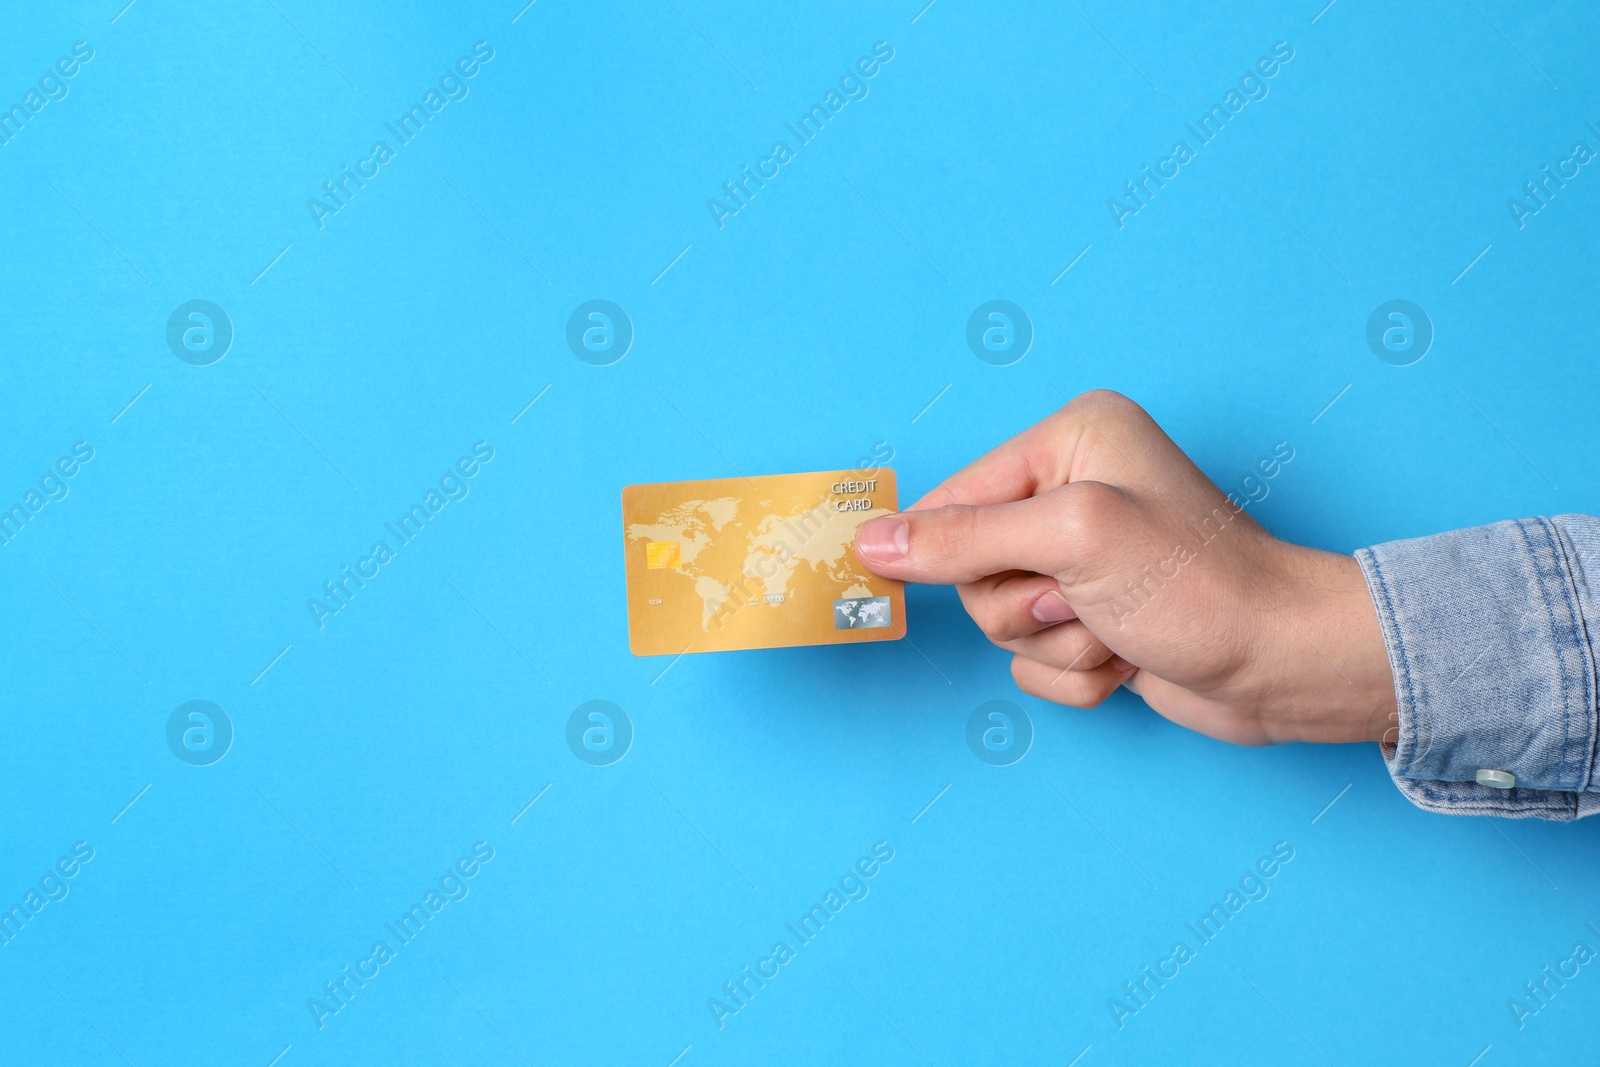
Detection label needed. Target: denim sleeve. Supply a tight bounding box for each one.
[1355,516,1600,820]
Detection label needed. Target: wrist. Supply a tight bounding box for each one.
[1256,545,1398,744]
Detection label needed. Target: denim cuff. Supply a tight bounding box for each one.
[1356,516,1600,820]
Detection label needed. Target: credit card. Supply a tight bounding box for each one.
[622,470,906,655]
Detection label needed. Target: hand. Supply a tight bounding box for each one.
[852,390,1396,746]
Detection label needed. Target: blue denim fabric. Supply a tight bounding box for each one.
[1356,516,1600,820]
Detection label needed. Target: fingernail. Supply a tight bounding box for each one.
[1113,656,1138,679]
[855,518,909,562]
[1031,590,1077,624]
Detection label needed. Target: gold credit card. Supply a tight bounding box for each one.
[622,470,906,655]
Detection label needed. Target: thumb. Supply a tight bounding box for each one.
[852,482,1112,586]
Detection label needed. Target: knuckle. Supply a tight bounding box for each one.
[1069,388,1138,422]
[924,503,980,567]
[1086,388,1152,423]
[987,616,1028,643]
[1063,390,1158,449]
[1023,622,1084,663]
[969,601,1007,642]
[1009,654,1035,691]
[1074,387,1125,411]
[994,615,1034,643]
[958,587,1003,639]
[1061,630,1098,667]
[1024,652,1118,709]
[1012,654,1081,709]
[982,593,1037,643]
[1076,678,1115,709]
[915,484,959,510]
[1061,673,1110,709]
[1057,481,1123,553]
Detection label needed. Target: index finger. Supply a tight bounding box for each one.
[906,389,1151,511]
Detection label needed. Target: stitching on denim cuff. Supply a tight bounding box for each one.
[1548,517,1600,793]
[1403,778,1579,819]
[1358,547,1419,773]
[1522,518,1582,788]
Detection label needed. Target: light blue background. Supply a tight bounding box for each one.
[2,1,1598,1063]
